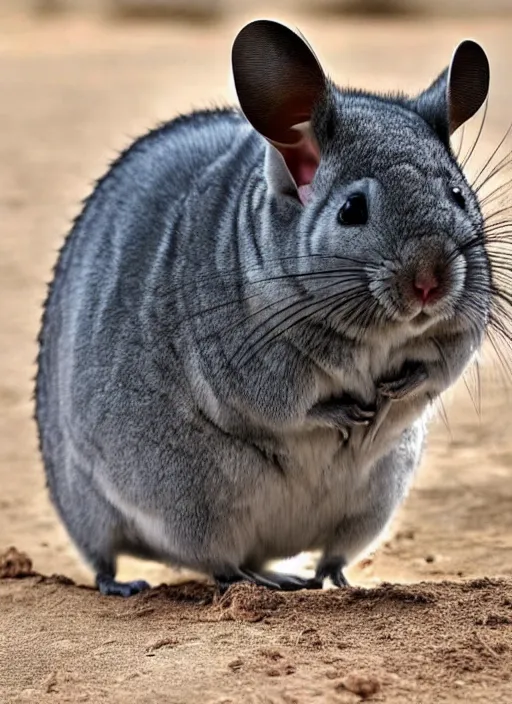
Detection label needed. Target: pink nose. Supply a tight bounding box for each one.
[413,272,439,304]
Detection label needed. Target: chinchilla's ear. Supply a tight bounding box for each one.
[232,19,327,204]
[413,40,490,144]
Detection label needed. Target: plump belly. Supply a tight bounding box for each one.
[243,399,425,565]
[88,392,424,572]
[241,428,374,563]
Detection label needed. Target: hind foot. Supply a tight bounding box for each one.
[96,573,150,597]
[315,557,350,588]
[214,567,322,593]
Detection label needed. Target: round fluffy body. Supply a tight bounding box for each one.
[36,46,491,591]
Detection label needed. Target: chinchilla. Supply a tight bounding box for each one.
[36,20,492,596]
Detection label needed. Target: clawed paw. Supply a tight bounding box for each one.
[378,362,428,401]
[340,403,376,425]
[315,557,349,588]
[96,574,150,597]
[214,568,323,593]
[309,395,376,435]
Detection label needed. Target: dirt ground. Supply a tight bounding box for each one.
[1,8,512,703]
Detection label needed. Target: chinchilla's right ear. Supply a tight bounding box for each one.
[413,40,490,146]
[232,20,327,204]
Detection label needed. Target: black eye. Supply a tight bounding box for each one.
[338,193,368,226]
[451,186,466,209]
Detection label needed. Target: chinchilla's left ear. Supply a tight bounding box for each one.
[232,19,327,203]
[413,40,490,144]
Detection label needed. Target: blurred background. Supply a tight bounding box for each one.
[1,0,512,593]
[0,0,511,15]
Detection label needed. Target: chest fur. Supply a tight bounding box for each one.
[315,334,410,405]
[270,336,429,519]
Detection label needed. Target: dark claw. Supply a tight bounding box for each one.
[254,570,323,592]
[310,396,376,431]
[315,557,349,588]
[331,570,349,588]
[343,407,375,425]
[378,362,428,401]
[239,569,282,590]
[215,577,238,595]
[96,574,150,597]
[214,569,280,593]
[214,568,323,593]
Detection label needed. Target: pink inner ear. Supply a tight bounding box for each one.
[277,135,320,204]
[297,184,313,205]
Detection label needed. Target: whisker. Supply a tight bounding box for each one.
[430,392,452,438]
[475,148,512,194]
[461,98,488,170]
[163,252,372,298]
[473,355,482,418]
[453,124,465,161]
[480,174,512,208]
[430,336,451,380]
[462,368,481,418]
[471,121,512,191]
[483,205,512,224]
[483,223,512,236]
[352,297,381,343]
[235,286,369,369]
[178,268,371,336]
[229,275,365,365]
[486,324,512,386]
[326,295,371,340]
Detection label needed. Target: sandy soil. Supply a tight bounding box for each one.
[1,9,512,702]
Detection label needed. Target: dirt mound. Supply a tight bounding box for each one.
[1,548,512,703]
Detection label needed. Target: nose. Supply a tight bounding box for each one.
[413,271,440,305]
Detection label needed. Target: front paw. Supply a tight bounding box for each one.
[308,396,376,441]
[378,361,428,401]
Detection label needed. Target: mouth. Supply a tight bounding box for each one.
[371,245,466,329]
[409,310,431,327]
[385,300,451,332]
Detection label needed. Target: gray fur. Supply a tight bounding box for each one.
[36,22,491,592]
